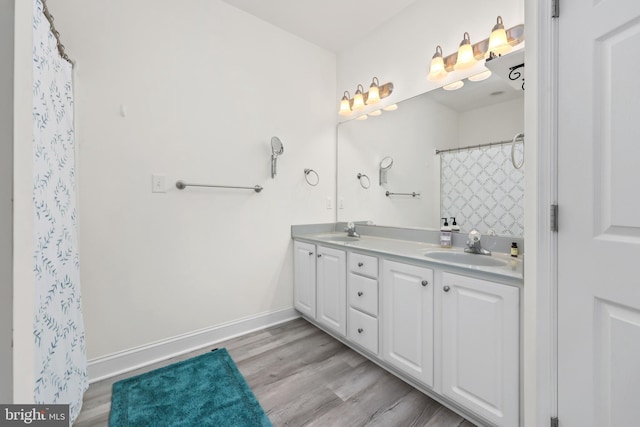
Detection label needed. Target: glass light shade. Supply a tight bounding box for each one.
[468,70,492,82]
[487,16,512,57]
[454,32,477,70]
[383,104,398,111]
[356,114,368,121]
[427,46,447,80]
[369,109,382,116]
[443,80,464,91]
[367,78,381,104]
[338,92,352,116]
[352,85,365,110]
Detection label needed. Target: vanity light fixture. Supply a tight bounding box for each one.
[468,69,492,82]
[443,80,464,91]
[454,32,477,70]
[427,45,447,80]
[426,18,524,81]
[339,91,352,116]
[487,16,512,57]
[337,78,394,116]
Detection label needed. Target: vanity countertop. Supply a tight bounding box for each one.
[293,231,523,283]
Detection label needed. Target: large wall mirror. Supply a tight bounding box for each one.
[337,69,525,237]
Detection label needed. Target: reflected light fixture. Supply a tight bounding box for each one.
[427,46,447,81]
[383,104,398,111]
[454,32,477,70]
[443,80,464,91]
[338,91,352,116]
[352,84,366,110]
[356,114,368,121]
[367,77,381,104]
[487,16,512,57]
[369,109,382,116]
[468,70,492,82]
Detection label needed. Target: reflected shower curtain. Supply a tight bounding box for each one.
[32,0,88,422]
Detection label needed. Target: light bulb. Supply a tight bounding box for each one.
[427,46,447,80]
[454,32,477,70]
[487,16,512,57]
[338,91,352,116]
[367,77,381,104]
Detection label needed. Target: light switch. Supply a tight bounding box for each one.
[152,174,166,193]
[326,197,333,209]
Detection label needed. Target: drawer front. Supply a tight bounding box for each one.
[348,307,378,355]
[348,273,378,316]
[349,252,378,278]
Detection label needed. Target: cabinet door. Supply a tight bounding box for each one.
[441,273,519,427]
[382,260,434,388]
[316,246,347,336]
[293,241,316,318]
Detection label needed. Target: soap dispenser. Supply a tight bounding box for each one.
[450,217,460,232]
[440,218,452,248]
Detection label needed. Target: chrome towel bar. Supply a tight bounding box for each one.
[385,191,420,197]
[176,181,263,193]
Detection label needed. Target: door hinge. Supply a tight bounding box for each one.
[551,416,559,427]
[552,0,560,18]
[551,204,559,232]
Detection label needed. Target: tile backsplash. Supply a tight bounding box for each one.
[441,143,524,237]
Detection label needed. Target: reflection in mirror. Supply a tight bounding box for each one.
[337,72,524,236]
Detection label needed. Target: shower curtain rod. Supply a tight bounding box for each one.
[434,134,524,155]
[41,0,73,65]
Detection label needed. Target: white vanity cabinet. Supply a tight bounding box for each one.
[347,252,379,355]
[293,241,316,318]
[316,245,347,337]
[382,260,435,388]
[440,272,520,427]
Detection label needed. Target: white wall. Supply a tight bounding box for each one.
[0,0,15,403]
[458,97,525,147]
[337,0,525,112]
[49,0,337,359]
[12,0,36,403]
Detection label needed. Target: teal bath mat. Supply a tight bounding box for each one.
[109,348,272,427]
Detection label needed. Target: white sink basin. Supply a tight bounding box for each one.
[424,251,508,267]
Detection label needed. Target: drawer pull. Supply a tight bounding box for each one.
[358,262,364,267]
[421,280,429,287]
[308,251,313,256]
[443,285,451,292]
[357,291,363,296]
[357,328,364,334]
[317,254,322,258]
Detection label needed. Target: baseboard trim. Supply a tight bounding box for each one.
[87,307,299,383]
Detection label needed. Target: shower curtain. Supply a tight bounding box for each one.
[32,0,88,422]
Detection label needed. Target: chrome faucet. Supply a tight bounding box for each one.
[464,229,491,255]
[344,222,360,238]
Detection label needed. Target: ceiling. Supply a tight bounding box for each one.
[220,0,419,52]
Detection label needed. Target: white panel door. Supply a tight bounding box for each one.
[441,273,519,427]
[293,241,316,318]
[382,260,434,388]
[558,0,640,425]
[316,245,347,336]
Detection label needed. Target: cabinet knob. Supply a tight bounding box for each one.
[357,291,363,296]
[443,285,450,292]
[421,280,429,287]
[308,251,314,256]
[317,254,322,258]
[358,262,364,267]
[357,328,364,334]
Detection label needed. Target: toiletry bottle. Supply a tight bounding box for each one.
[450,217,460,232]
[511,242,519,257]
[440,218,452,248]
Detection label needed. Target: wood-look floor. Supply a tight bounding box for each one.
[74,318,476,427]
